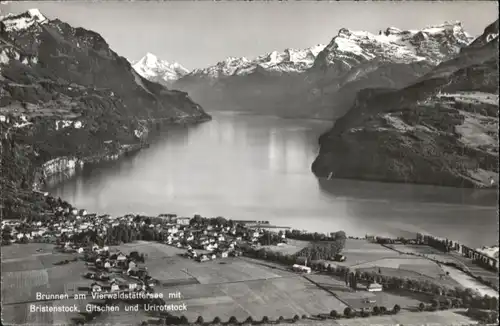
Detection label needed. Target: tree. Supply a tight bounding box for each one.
[228,316,238,324]
[418,303,425,311]
[392,304,401,314]
[245,316,253,324]
[343,307,352,318]
[212,317,221,324]
[179,316,188,324]
[261,316,269,323]
[293,315,300,321]
[372,306,380,315]
[329,310,338,318]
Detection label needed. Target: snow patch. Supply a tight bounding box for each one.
[132,52,189,83]
[1,8,48,32]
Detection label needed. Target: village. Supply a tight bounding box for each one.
[1,194,499,325]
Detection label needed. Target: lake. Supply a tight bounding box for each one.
[46,112,499,248]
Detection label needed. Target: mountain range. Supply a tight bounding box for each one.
[0,9,210,219]
[166,22,473,119]
[312,19,499,188]
[137,19,498,188]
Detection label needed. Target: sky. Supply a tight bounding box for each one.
[1,1,498,70]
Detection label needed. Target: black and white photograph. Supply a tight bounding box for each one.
[0,0,498,325]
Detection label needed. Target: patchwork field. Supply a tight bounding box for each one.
[159,276,348,322]
[1,244,93,325]
[3,239,486,325]
[305,273,431,312]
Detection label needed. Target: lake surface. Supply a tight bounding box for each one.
[46,112,499,248]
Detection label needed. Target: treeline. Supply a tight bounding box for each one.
[284,229,347,242]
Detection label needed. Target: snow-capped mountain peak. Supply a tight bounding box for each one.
[317,21,472,68]
[0,8,48,32]
[187,44,327,79]
[132,53,189,84]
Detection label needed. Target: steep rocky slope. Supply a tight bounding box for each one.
[0,9,210,219]
[132,52,189,86]
[173,22,472,118]
[312,20,499,188]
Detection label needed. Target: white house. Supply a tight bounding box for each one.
[292,264,311,274]
[104,261,112,269]
[117,253,127,261]
[176,217,191,226]
[366,282,383,292]
[91,283,102,292]
[110,281,120,292]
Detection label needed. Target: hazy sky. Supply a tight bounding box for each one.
[2,1,498,70]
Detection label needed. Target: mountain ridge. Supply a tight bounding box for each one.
[311,19,499,188]
[0,9,210,220]
[172,21,474,118]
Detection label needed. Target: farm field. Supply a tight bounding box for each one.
[305,273,431,312]
[448,251,500,288]
[261,239,310,256]
[0,242,57,261]
[330,309,478,326]
[1,243,93,325]
[441,265,499,298]
[4,239,486,325]
[355,264,460,288]
[156,276,348,322]
[332,239,403,266]
[388,244,468,266]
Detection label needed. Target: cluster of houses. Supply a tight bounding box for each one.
[1,207,105,244]
[167,224,257,262]
[82,245,157,295]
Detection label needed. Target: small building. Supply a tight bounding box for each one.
[292,264,311,274]
[366,282,383,292]
[117,253,127,261]
[110,281,120,292]
[91,283,102,292]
